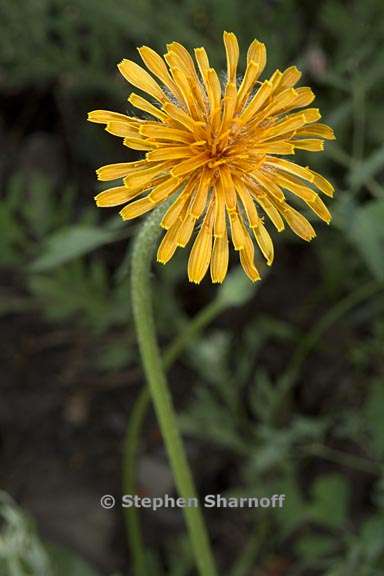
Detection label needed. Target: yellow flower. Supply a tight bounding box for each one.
[88,32,335,284]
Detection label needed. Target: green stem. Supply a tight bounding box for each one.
[164,298,224,367]
[229,519,269,576]
[130,205,218,576]
[123,297,225,575]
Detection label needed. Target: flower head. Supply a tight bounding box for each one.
[88,32,335,284]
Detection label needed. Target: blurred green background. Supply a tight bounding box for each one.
[1,0,384,575]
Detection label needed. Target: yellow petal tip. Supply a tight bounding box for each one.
[90,33,334,285]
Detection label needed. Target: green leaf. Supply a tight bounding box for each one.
[309,474,350,529]
[47,543,101,576]
[364,380,384,458]
[349,144,384,188]
[341,199,384,280]
[96,340,133,371]
[30,225,120,272]
[359,515,384,561]
[22,174,54,238]
[276,473,308,534]
[0,491,51,575]
[217,267,258,307]
[295,533,337,560]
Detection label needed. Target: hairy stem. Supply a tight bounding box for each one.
[123,295,225,574]
[130,205,218,576]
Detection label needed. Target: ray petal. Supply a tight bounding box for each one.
[118,59,165,102]
[187,201,214,283]
[210,231,229,283]
[223,31,239,85]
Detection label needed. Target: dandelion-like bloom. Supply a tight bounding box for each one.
[88,32,335,284]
